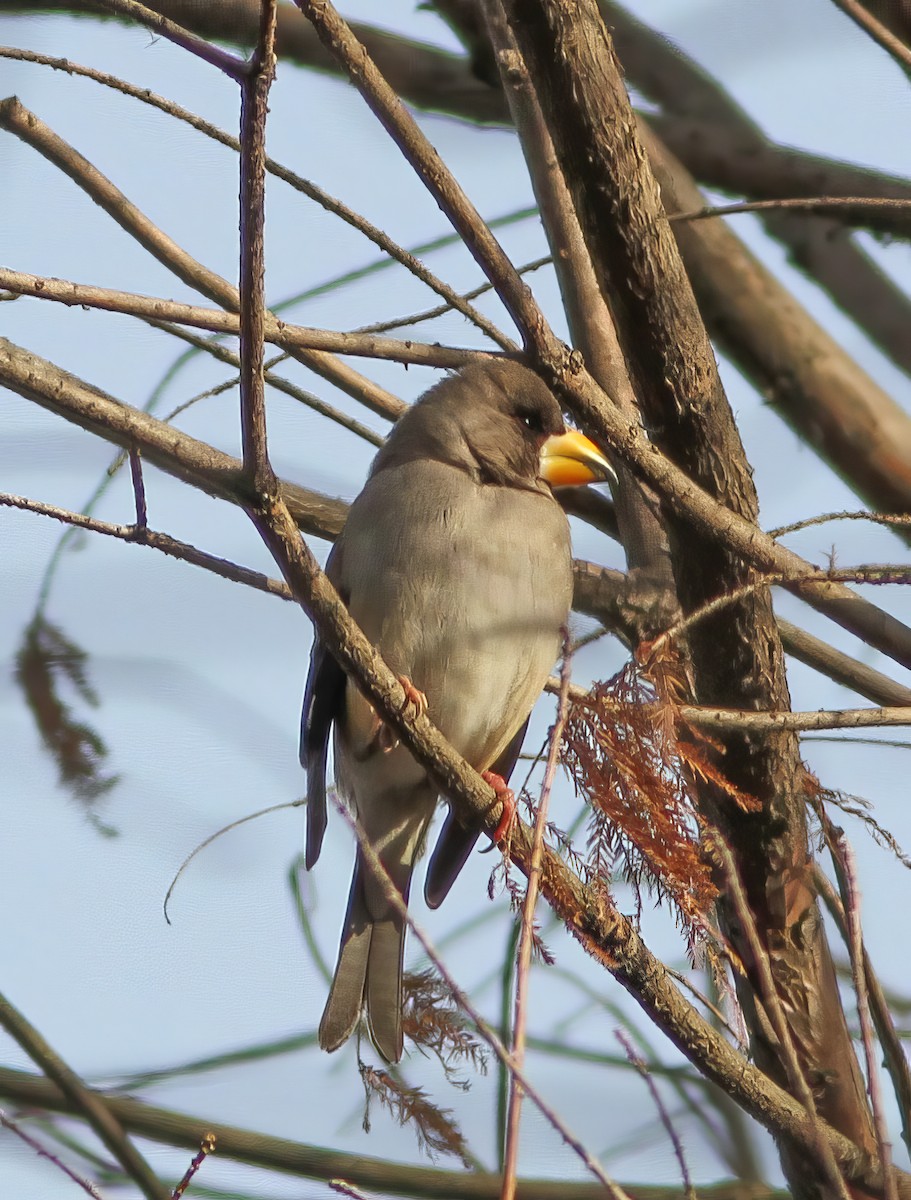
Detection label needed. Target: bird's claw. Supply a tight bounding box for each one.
[482,770,516,845]
[376,676,427,754]
[397,674,428,720]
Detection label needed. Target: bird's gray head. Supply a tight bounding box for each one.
[371,360,565,491]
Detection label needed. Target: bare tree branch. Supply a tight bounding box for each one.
[503,0,875,1180]
[237,0,277,493]
[602,1,911,383]
[0,269,487,367]
[503,642,574,1200]
[91,0,248,78]
[482,0,677,636]
[828,0,911,72]
[0,1063,775,1199]
[0,992,169,1200]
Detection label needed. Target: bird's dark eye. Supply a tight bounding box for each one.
[516,407,544,432]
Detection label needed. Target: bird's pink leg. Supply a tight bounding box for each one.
[396,674,428,719]
[482,771,516,844]
[376,675,427,752]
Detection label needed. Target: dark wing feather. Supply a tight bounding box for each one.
[423,717,530,910]
[300,636,346,869]
[300,545,348,870]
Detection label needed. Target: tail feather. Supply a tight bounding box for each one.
[318,859,372,1053]
[319,839,419,1063]
[365,914,407,1063]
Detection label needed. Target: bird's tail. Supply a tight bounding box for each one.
[319,832,421,1064]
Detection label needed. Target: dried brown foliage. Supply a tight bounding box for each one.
[401,969,488,1079]
[359,1061,473,1166]
[563,655,750,940]
[14,616,119,829]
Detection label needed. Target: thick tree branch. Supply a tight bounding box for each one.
[0,1065,793,1200]
[503,0,876,1178]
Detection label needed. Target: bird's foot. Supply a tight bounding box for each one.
[396,674,428,720]
[376,676,427,753]
[482,771,516,845]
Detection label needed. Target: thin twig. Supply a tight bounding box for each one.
[0,1109,103,1198]
[0,268,488,368]
[650,565,911,659]
[615,1031,696,1200]
[93,0,247,79]
[671,195,911,226]
[0,491,294,600]
[806,735,911,750]
[828,0,911,73]
[171,1132,216,1200]
[814,865,911,1156]
[0,992,169,1200]
[328,1181,370,1200]
[129,450,147,528]
[769,510,911,538]
[145,327,386,446]
[830,834,898,1200]
[663,968,745,1048]
[352,254,552,336]
[502,637,573,1200]
[163,801,300,924]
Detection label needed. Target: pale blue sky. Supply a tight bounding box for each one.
[2,3,911,1196]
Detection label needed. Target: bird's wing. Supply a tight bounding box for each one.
[300,545,348,870]
[423,716,529,910]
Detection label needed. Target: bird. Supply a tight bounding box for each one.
[300,358,614,1063]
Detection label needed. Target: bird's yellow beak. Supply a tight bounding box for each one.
[539,429,616,488]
